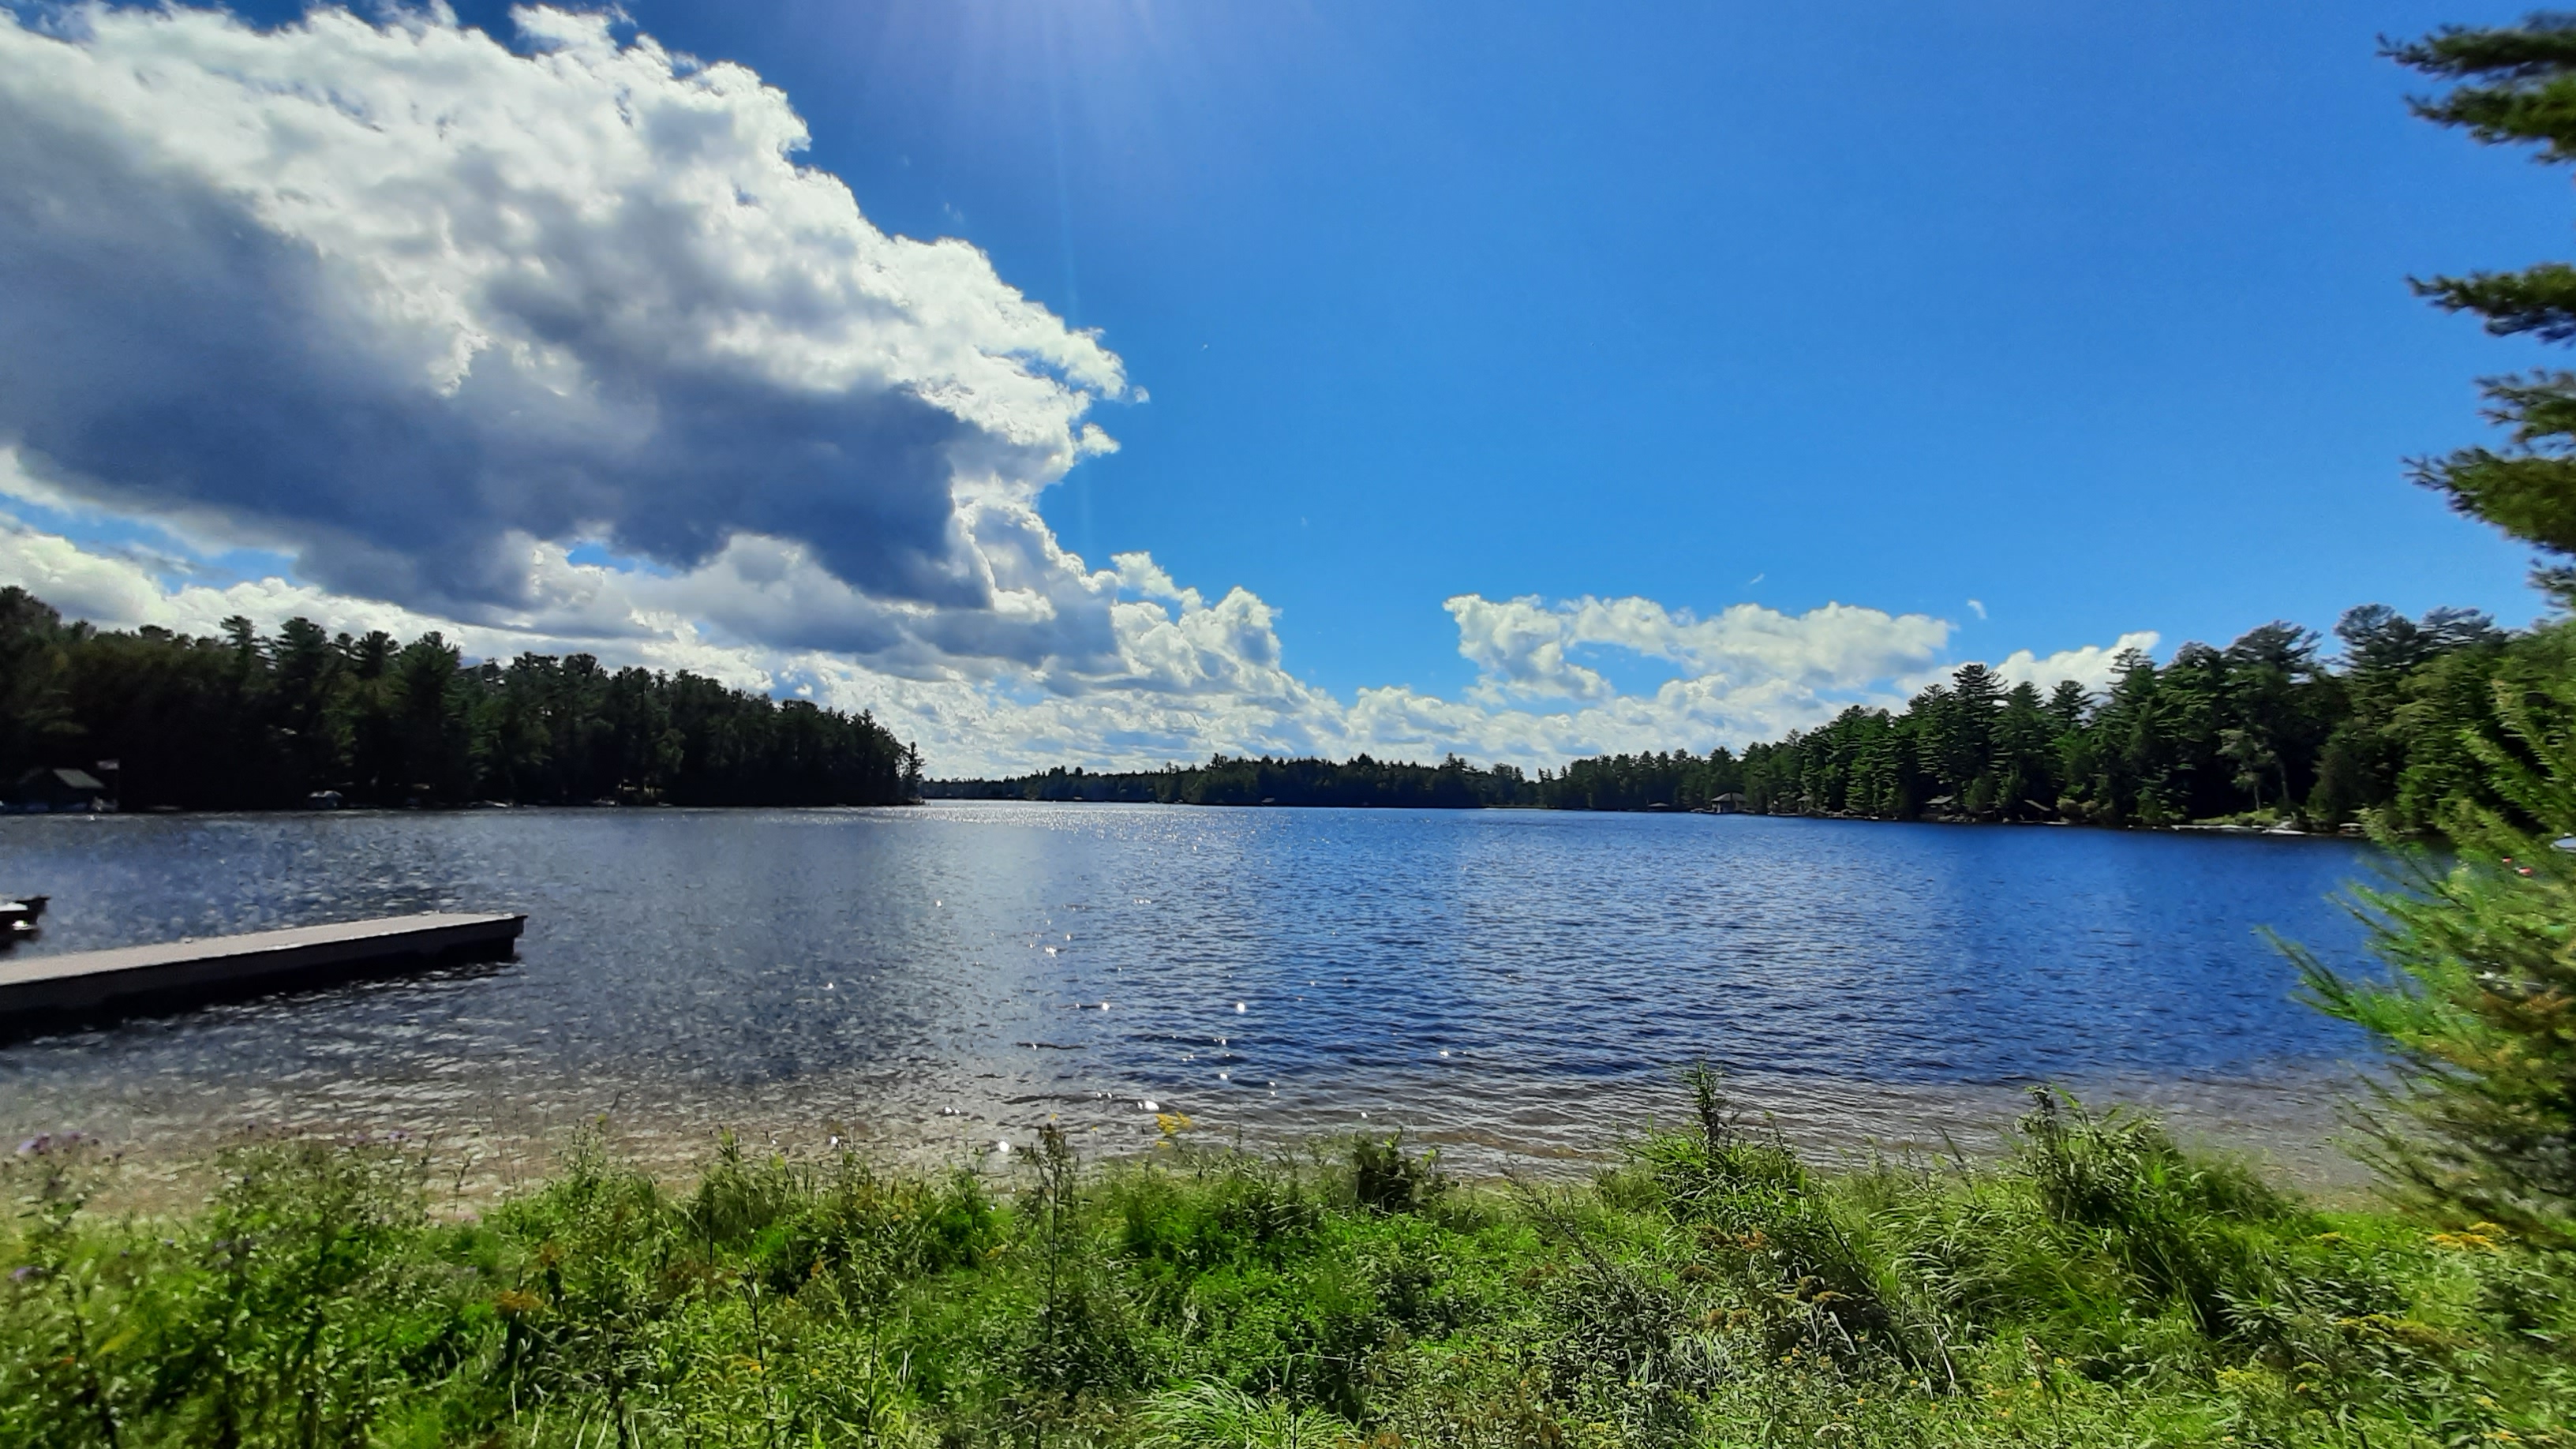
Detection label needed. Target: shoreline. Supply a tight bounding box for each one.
[17,1065,2383,1219]
[9,796,2387,841]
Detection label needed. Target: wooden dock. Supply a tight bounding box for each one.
[0,912,525,1028]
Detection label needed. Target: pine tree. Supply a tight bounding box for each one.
[2288,666,2576,1244]
[2282,21,2576,1245]
[2393,18,2576,591]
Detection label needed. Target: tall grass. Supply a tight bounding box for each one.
[5,1086,2571,1447]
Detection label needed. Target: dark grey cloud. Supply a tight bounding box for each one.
[0,4,1123,625]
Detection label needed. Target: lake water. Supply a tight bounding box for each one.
[0,803,2392,1185]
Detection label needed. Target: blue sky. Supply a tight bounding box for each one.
[0,2,2564,769]
[417,0,2555,690]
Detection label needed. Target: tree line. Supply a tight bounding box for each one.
[8,575,2544,830]
[936,599,2567,833]
[929,753,1537,808]
[1566,604,2554,829]
[0,588,920,811]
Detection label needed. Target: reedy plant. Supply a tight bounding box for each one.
[1627,1064,1928,1374]
[2013,1089,2289,1338]
[1136,1379,1345,1449]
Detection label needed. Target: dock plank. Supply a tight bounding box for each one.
[0,912,525,1025]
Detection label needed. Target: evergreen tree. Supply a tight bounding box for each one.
[2289,663,2576,1245]
[2044,679,2090,732]
[2392,17,2576,591]
[2281,20,2576,1250]
[1992,681,2057,816]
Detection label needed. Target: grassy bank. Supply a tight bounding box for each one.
[5,1081,2569,1447]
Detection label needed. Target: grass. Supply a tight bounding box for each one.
[5,1075,2573,1447]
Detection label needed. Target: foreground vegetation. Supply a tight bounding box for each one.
[6,1084,2571,1448]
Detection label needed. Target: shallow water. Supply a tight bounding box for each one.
[0,803,2392,1186]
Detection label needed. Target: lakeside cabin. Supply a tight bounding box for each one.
[1705,792,1747,814]
[4,767,114,814]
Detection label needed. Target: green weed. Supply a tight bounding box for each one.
[5,1091,2574,1447]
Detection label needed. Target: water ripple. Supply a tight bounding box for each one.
[0,804,2385,1181]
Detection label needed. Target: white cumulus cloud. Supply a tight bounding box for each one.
[1444,593,1953,704]
[1993,633,2162,696]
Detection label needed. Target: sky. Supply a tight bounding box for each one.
[0,0,2565,774]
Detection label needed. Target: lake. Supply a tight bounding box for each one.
[0,803,2391,1185]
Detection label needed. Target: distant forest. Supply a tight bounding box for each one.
[4,579,2557,829]
[0,587,920,811]
[936,603,2563,833]
[930,753,1538,809]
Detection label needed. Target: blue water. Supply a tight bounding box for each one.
[0,803,2388,1177]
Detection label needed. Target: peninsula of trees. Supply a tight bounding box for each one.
[0,588,921,811]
